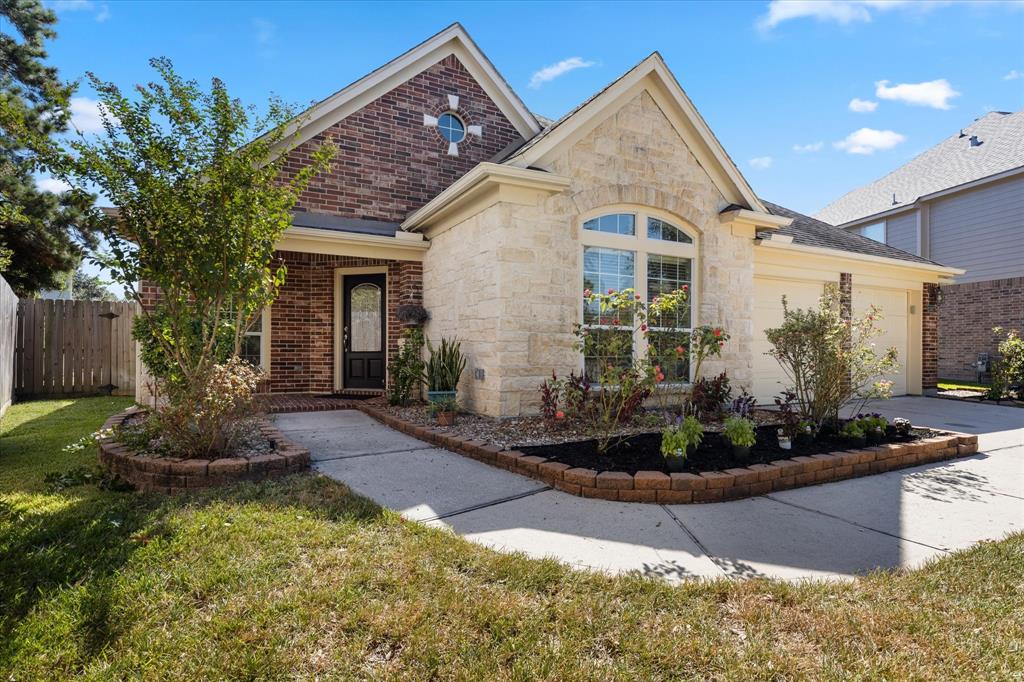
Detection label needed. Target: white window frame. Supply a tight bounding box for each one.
[580,205,699,385]
[241,307,271,371]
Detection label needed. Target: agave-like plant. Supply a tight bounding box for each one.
[424,336,467,392]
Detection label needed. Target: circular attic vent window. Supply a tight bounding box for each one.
[437,112,466,143]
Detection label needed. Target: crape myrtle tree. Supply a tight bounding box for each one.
[0,0,102,296]
[39,56,334,409]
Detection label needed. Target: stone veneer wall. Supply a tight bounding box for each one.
[937,276,1023,381]
[426,91,752,416]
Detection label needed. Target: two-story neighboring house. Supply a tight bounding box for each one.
[817,110,1024,382]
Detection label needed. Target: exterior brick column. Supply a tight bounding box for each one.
[922,283,939,389]
[839,273,852,395]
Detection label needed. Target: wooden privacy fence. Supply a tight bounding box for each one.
[14,299,138,398]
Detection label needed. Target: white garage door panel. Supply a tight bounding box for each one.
[752,278,827,403]
[853,286,908,396]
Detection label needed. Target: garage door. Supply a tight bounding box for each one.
[853,286,908,396]
[752,278,827,403]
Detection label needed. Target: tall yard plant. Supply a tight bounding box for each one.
[765,284,899,433]
[424,337,467,393]
[35,57,335,402]
[387,328,425,406]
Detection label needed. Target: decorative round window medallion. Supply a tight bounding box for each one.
[422,94,483,156]
[437,112,466,143]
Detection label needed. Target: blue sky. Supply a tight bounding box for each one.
[40,0,1024,216]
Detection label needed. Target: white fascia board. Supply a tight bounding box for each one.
[719,207,792,229]
[401,162,571,231]
[755,237,965,276]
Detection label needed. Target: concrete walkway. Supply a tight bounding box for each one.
[275,397,1024,582]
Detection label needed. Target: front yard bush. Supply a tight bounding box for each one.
[765,284,899,433]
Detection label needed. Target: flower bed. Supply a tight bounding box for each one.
[359,404,978,504]
[97,407,311,494]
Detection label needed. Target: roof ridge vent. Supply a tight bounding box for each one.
[969,135,983,147]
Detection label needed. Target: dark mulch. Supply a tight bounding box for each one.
[517,425,940,475]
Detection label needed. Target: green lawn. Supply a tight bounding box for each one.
[2,398,1022,679]
[937,378,990,392]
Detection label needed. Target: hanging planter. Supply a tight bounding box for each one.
[396,303,430,326]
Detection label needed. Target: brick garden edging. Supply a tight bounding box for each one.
[357,405,979,504]
[97,407,311,494]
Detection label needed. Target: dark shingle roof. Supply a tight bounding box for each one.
[759,201,943,266]
[291,211,399,237]
[816,110,1024,226]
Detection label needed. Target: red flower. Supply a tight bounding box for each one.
[612,318,620,326]
[635,294,641,300]
[583,288,591,297]
[640,323,648,332]
[656,372,666,382]
[714,328,722,337]
[607,288,615,295]
[555,410,565,420]
[675,345,685,355]
[718,340,725,348]
[682,284,689,292]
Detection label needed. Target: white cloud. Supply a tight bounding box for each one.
[834,127,906,154]
[874,79,961,109]
[252,18,276,46]
[49,0,110,22]
[36,176,71,194]
[757,0,914,31]
[848,97,878,112]
[1004,69,1023,81]
[792,141,824,153]
[69,97,108,133]
[749,156,774,169]
[529,57,596,89]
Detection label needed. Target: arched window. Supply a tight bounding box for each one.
[580,209,697,383]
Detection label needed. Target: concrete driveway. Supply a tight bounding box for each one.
[276,397,1023,582]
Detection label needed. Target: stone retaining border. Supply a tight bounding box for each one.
[97,407,311,494]
[357,405,979,504]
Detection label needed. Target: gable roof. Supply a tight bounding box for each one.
[500,53,769,214]
[273,23,541,154]
[816,109,1024,227]
[761,201,942,266]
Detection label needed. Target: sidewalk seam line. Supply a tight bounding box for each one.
[311,446,436,463]
[659,505,731,578]
[420,486,552,523]
[763,494,951,553]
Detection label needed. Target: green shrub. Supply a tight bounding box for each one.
[723,416,756,448]
[661,415,703,458]
[387,328,425,406]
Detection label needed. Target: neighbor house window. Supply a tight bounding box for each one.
[856,221,886,243]
[239,311,269,369]
[437,112,466,143]
[580,209,697,383]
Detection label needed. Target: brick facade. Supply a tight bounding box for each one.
[280,54,524,223]
[923,283,940,389]
[937,276,1024,381]
[270,251,422,393]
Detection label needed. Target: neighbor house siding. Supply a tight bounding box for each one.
[885,210,918,255]
[929,174,1024,284]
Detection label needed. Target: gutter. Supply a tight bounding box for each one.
[755,236,965,277]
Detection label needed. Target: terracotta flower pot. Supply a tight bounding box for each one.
[436,411,456,426]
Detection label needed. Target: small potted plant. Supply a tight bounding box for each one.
[723,416,756,462]
[892,417,912,437]
[861,414,888,443]
[777,429,792,450]
[424,336,467,422]
[841,420,867,447]
[661,415,703,472]
[795,420,814,446]
[430,395,459,426]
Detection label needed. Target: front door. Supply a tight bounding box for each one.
[343,274,386,390]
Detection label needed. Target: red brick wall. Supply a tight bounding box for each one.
[280,54,524,223]
[923,283,940,389]
[937,276,1024,381]
[269,251,422,393]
